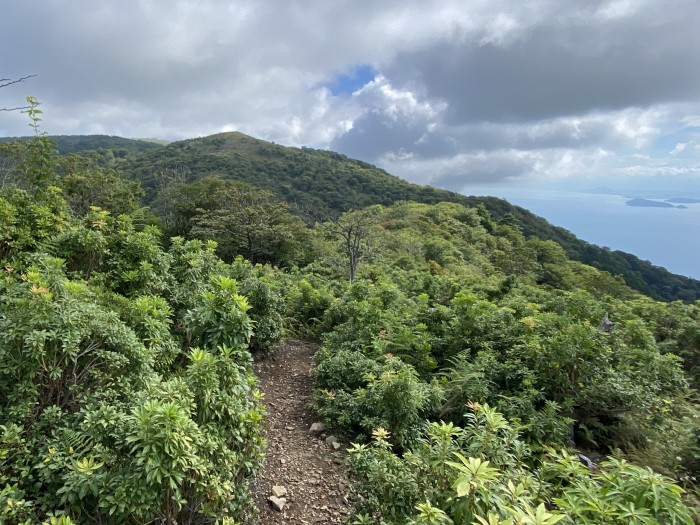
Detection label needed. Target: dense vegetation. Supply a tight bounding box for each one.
[117,131,700,302]
[4,131,697,301]
[2,106,700,524]
[0,113,278,524]
[0,134,164,165]
[296,203,700,523]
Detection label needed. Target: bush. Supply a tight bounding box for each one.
[314,351,442,449]
[0,219,265,524]
[229,256,285,353]
[284,276,334,336]
[348,404,694,525]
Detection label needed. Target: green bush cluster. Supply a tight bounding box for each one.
[0,137,283,523]
[304,203,699,519]
[315,351,442,450]
[229,256,285,353]
[312,269,692,456]
[4,122,700,522]
[348,403,693,525]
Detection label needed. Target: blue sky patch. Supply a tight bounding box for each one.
[324,64,377,96]
[650,132,692,157]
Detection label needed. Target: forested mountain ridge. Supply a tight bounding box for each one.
[1,134,164,159]
[118,131,699,302]
[2,129,697,301]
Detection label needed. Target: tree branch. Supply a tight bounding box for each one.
[0,105,31,112]
[1,74,37,111]
[0,74,36,89]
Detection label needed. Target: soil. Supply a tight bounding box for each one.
[252,340,354,524]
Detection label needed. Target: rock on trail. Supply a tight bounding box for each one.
[252,340,354,524]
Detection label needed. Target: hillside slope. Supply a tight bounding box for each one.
[115,132,699,302]
[6,131,690,302]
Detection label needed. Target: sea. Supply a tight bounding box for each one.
[462,187,700,280]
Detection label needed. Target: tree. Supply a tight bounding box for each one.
[321,207,379,283]
[148,177,221,238]
[57,154,144,217]
[188,180,306,265]
[0,97,58,192]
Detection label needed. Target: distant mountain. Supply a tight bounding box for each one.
[51,135,166,158]
[115,132,700,302]
[1,134,164,158]
[132,137,171,146]
[11,131,697,302]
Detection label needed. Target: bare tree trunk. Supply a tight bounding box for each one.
[318,208,378,283]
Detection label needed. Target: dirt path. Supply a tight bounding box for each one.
[252,340,354,524]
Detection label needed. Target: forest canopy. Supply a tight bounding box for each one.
[32,130,699,303]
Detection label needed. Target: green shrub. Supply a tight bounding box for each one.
[348,403,693,525]
[229,257,285,353]
[0,219,264,524]
[0,185,68,261]
[184,274,253,350]
[314,351,442,449]
[284,276,334,336]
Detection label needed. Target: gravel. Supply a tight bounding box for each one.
[252,341,354,524]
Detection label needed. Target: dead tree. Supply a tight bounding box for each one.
[321,208,378,283]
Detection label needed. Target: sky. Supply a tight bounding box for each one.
[2,0,700,196]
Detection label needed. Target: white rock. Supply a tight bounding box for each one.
[271,485,288,498]
[268,495,287,511]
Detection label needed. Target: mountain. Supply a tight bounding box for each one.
[2,133,697,525]
[0,134,163,160]
[116,132,699,302]
[5,131,695,302]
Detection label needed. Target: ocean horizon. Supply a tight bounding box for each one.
[463,187,700,281]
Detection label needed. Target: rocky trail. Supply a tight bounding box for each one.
[252,340,354,524]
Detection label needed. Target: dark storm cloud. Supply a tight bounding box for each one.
[385,1,700,124]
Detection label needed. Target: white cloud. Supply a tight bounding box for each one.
[1,0,700,193]
[595,0,644,21]
[670,142,689,156]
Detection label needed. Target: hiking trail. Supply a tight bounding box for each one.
[252,340,354,524]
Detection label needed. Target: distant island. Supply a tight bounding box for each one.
[626,198,677,208]
[625,198,695,208]
[666,197,700,203]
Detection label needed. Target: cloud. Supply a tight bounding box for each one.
[1,0,699,193]
[379,147,618,190]
[329,75,450,158]
[385,1,700,122]
[670,142,689,156]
